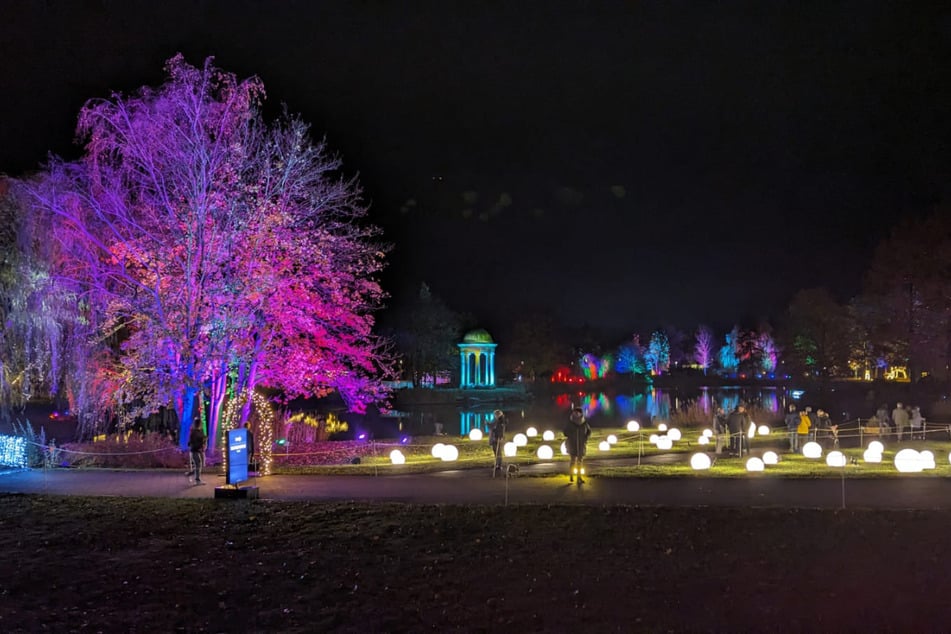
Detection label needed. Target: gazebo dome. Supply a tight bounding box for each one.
[462,328,494,344]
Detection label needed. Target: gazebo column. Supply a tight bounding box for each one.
[459,351,467,387]
[489,351,495,386]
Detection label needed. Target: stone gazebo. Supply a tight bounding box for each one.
[458,328,498,388]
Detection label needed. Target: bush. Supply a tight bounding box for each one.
[60,432,183,468]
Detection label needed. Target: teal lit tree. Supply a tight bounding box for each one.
[718,327,740,373]
[647,330,670,375]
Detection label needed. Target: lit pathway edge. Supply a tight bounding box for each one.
[3,469,951,510]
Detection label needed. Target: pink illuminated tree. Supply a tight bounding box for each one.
[693,325,714,375]
[30,55,392,449]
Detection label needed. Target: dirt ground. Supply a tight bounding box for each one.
[2,495,950,632]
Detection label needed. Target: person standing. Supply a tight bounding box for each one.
[186,419,207,485]
[564,407,591,483]
[713,407,728,455]
[785,404,800,453]
[910,406,924,440]
[489,409,507,476]
[727,404,750,456]
[244,421,255,473]
[892,402,910,441]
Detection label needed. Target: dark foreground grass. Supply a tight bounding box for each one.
[2,495,950,633]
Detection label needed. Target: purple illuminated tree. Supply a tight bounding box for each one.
[29,55,393,449]
[693,325,715,375]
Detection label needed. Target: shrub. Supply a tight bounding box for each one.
[60,432,182,468]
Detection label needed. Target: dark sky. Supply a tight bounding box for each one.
[2,1,950,340]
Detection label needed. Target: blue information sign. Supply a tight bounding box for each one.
[227,429,249,485]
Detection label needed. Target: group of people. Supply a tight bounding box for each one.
[490,406,591,483]
[867,402,925,440]
[783,405,833,452]
[712,404,754,456]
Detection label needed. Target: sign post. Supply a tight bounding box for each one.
[227,428,249,486]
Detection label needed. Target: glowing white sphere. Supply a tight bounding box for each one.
[649,434,659,445]
[698,435,709,445]
[389,449,406,465]
[513,433,528,447]
[690,453,712,470]
[468,428,483,441]
[863,449,882,463]
[526,426,538,437]
[542,430,555,441]
[560,441,568,455]
[667,428,682,442]
[758,425,770,436]
[658,423,668,432]
[627,420,640,432]
[702,428,714,438]
[763,451,779,465]
[598,440,611,451]
[920,450,936,470]
[440,445,459,462]
[802,442,823,459]
[746,457,765,472]
[503,441,517,457]
[656,436,673,450]
[431,443,446,458]
[537,445,554,460]
[826,451,846,467]
[894,448,923,473]
[607,434,618,445]
[868,440,885,453]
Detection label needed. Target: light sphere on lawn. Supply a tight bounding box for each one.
[758,425,770,436]
[868,440,885,453]
[658,423,668,432]
[431,443,446,459]
[561,441,568,455]
[389,449,406,465]
[747,422,756,438]
[513,433,528,447]
[690,453,712,470]
[698,435,709,445]
[543,430,555,441]
[863,449,882,463]
[607,434,618,445]
[468,428,483,441]
[802,442,823,459]
[894,448,923,473]
[537,445,554,460]
[440,445,459,462]
[763,451,779,465]
[746,457,765,472]
[667,428,682,442]
[526,426,538,437]
[826,450,846,467]
[599,440,611,451]
[627,420,640,432]
[657,436,673,450]
[649,434,659,445]
[702,428,713,438]
[504,441,517,457]
[920,450,936,470]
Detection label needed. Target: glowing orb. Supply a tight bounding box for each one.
[468,428,483,441]
[698,436,709,445]
[690,453,712,470]
[894,448,923,473]
[656,436,673,450]
[560,441,568,455]
[389,449,405,465]
[747,422,756,438]
[746,457,765,472]
[599,440,611,451]
[607,434,618,445]
[513,433,528,447]
[826,451,846,467]
[667,428,682,442]
[702,429,713,438]
[537,445,554,460]
[503,441,517,457]
[649,434,659,445]
[920,450,936,470]
[802,442,823,459]
[431,443,446,459]
[627,420,640,432]
[543,430,555,441]
[763,451,779,465]
[658,423,668,432]
[863,449,882,463]
[758,425,771,436]
[440,445,459,461]
[868,440,885,453]
[526,427,538,437]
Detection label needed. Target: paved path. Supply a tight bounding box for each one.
[3,466,951,509]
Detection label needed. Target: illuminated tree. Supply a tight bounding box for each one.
[780,289,853,377]
[693,325,715,375]
[615,335,646,375]
[758,331,779,373]
[718,326,740,373]
[29,55,392,449]
[646,330,670,375]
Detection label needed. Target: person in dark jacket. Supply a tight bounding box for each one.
[564,407,591,483]
[489,409,507,475]
[185,419,207,485]
[727,404,750,455]
[785,404,800,453]
[713,407,728,455]
[244,421,255,473]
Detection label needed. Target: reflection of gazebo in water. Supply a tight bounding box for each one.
[458,328,498,388]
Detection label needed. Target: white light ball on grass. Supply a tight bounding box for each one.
[868,441,885,453]
[656,436,673,450]
[468,428,483,441]
[863,449,882,463]
[599,440,611,451]
[389,449,405,465]
[802,442,823,459]
[667,428,682,442]
[702,428,713,438]
[758,425,771,436]
[698,436,709,445]
[690,453,711,470]
[543,430,555,441]
[826,451,846,467]
[440,445,459,462]
[537,445,554,460]
[431,443,446,459]
[658,423,668,432]
[560,441,568,455]
[627,420,640,432]
[513,433,528,447]
[746,457,765,472]
[503,441,517,457]
[607,434,618,445]
[763,451,779,465]
[526,426,538,437]
[920,450,936,470]
[649,434,659,445]
[894,448,923,473]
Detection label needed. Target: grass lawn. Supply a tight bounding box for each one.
[2,495,950,632]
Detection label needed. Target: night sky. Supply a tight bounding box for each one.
[2,2,949,340]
